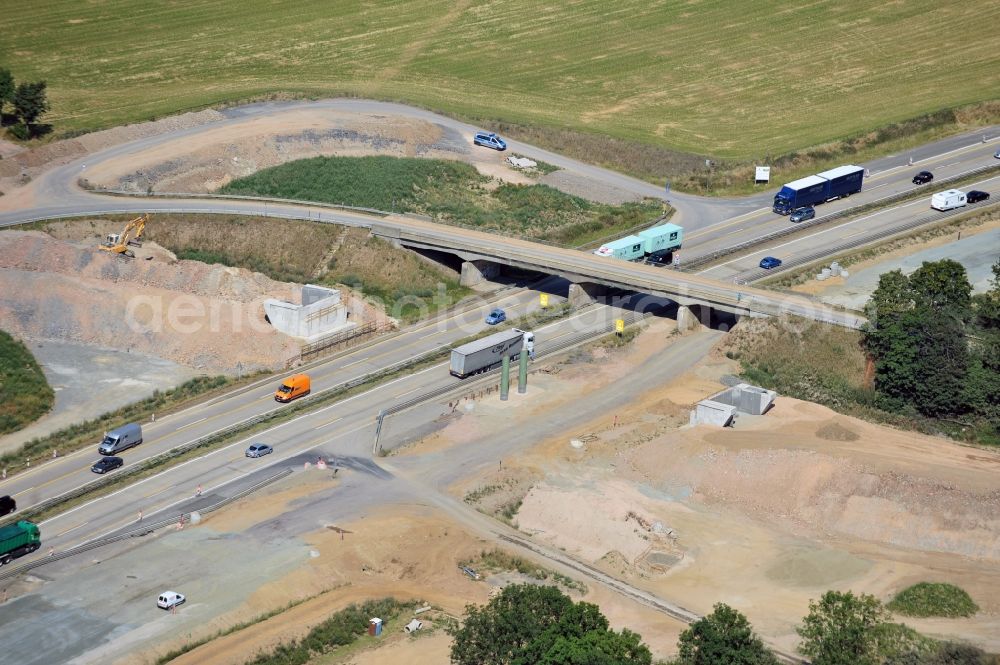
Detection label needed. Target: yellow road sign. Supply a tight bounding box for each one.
[615,318,625,333]
[540,293,549,308]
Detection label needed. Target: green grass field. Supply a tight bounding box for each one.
[3,1,998,159]
[0,330,54,436]
[221,156,663,245]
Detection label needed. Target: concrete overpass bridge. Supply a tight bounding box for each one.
[372,215,865,330]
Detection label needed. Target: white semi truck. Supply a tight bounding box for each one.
[449,329,534,378]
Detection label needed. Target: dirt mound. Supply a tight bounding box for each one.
[815,420,860,441]
[0,231,299,372]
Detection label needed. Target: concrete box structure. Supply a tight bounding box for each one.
[690,383,777,426]
[264,284,354,341]
[689,400,737,427]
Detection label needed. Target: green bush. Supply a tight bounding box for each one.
[0,331,54,435]
[244,598,413,665]
[888,583,979,618]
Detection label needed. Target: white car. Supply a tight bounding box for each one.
[157,591,186,610]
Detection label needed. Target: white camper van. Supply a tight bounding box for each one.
[931,189,967,211]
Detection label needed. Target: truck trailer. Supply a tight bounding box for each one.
[638,223,683,261]
[772,165,864,214]
[931,189,967,211]
[0,520,41,565]
[593,235,645,261]
[450,329,534,378]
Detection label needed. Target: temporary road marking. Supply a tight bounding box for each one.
[342,358,366,368]
[394,387,421,399]
[175,417,207,431]
[314,416,343,430]
[55,522,86,538]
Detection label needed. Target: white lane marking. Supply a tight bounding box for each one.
[342,358,366,368]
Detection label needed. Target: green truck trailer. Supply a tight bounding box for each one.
[0,520,41,565]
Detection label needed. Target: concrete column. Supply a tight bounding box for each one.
[568,282,608,308]
[460,260,502,287]
[676,305,701,332]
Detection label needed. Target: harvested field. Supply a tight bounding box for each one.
[5,1,999,160]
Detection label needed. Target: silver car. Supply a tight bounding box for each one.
[246,443,273,458]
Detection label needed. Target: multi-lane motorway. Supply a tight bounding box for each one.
[9,299,638,564]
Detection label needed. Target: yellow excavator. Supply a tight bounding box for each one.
[98,214,149,258]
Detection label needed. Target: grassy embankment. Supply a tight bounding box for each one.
[158,598,416,665]
[220,156,663,247]
[6,1,998,193]
[40,213,471,323]
[722,317,995,445]
[0,331,54,436]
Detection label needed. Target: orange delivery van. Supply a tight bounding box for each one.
[274,374,311,402]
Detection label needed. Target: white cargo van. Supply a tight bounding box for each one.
[931,189,967,211]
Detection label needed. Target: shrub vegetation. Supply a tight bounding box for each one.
[0,331,54,436]
[888,583,979,618]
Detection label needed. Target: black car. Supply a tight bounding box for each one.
[912,171,934,185]
[967,190,990,203]
[91,456,124,474]
[0,495,15,517]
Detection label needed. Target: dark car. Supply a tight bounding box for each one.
[485,308,507,325]
[91,456,124,474]
[473,131,507,151]
[912,171,934,185]
[246,443,273,458]
[759,256,782,270]
[789,206,815,223]
[966,190,990,203]
[0,495,15,517]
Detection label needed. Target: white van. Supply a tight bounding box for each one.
[931,189,967,211]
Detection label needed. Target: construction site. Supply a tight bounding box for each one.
[0,102,998,665]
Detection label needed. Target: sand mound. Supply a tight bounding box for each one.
[0,231,299,372]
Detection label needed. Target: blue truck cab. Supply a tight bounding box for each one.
[773,175,827,215]
[773,165,864,215]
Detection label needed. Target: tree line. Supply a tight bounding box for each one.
[0,68,50,139]
[449,584,995,665]
[864,258,1000,442]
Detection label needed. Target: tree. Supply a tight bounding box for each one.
[0,68,14,115]
[450,584,653,665]
[675,603,778,665]
[909,259,972,322]
[796,590,891,665]
[12,80,49,129]
[450,584,572,665]
[539,629,652,665]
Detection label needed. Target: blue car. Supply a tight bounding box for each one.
[485,308,507,325]
[474,132,507,151]
[759,256,782,270]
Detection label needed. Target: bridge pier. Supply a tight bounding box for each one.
[676,305,702,332]
[568,282,609,307]
[459,260,502,287]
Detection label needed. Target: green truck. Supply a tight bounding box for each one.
[0,520,41,565]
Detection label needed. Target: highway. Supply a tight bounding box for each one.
[0,279,565,512]
[9,302,641,564]
[697,172,1000,283]
[681,139,1000,256]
